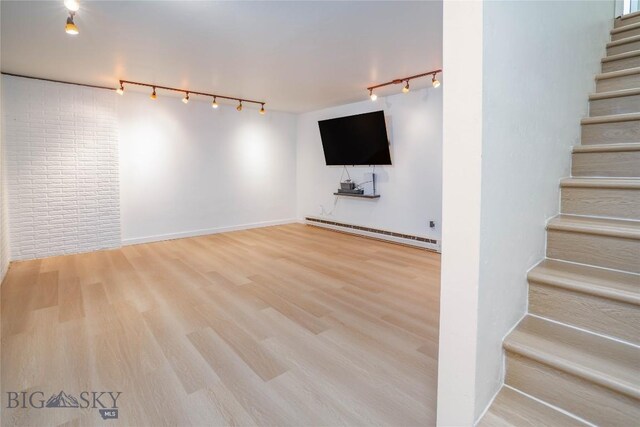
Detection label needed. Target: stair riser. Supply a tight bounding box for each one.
[608,39,640,56]
[547,230,640,273]
[572,151,640,177]
[561,187,640,220]
[505,352,640,426]
[590,93,640,116]
[529,283,640,345]
[581,120,640,144]
[602,55,640,72]
[596,73,640,91]
[615,14,640,28]
[612,26,640,40]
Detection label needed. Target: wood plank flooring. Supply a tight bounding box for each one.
[0,224,440,426]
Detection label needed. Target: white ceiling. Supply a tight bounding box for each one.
[0,1,442,113]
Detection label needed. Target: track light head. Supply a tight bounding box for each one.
[432,74,440,88]
[150,87,157,100]
[182,92,189,104]
[402,81,410,93]
[65,12,78,35]
[212,97,219,109]
[116,83,124,95]
[64,0,80,11]
[236,101,243,112]
[259,104,266,115]
[369,89,377,101]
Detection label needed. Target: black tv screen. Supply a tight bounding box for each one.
[318,111,391,165]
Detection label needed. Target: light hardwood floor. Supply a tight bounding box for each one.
[1,224,441,426]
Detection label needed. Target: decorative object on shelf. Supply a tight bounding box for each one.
[335,171,378,198]
[367,68,442,100]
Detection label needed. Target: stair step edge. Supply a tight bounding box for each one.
[607,34,640,47]
[612,21,640,35]
[479,386,591,427]
[581,112,640,124]
[573,142,640,153]
[602,49,640,63]
[528,269,640,305]
[617,10,640,22]
[504,337,640,400]
[560,177,640,189]
[546,216,640,239]
[589,87,640,100]
[596,66,640,79]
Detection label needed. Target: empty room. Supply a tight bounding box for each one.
[1,1,638,426]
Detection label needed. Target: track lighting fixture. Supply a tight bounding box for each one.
[65,12,78,35]
[432,74,440,88]
[366,68,442,100]
[116,80,266,110]
[64,0,80,11]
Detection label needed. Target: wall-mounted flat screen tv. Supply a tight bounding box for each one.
[318,110,391,165]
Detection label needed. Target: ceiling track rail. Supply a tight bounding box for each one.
[1,71,115,91]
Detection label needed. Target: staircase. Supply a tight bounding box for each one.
[480,12,640,427]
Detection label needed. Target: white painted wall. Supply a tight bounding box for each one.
[437,1,613,425]
[2,75,121,260]
[296,87,443,241]
[118,92,298,244]
[476,1,612,419]
[436,1,483,426]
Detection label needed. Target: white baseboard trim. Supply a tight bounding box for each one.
[122,218,299,246]
[304,216,441,252]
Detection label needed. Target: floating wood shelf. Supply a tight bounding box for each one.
[333,193,380,199]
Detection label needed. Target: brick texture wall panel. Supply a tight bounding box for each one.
[3,76,121,261]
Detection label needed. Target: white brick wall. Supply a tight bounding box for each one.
[3,76,120,260]
[1,76,10,280]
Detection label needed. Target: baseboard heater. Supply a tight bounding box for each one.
[305,217,440,252]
